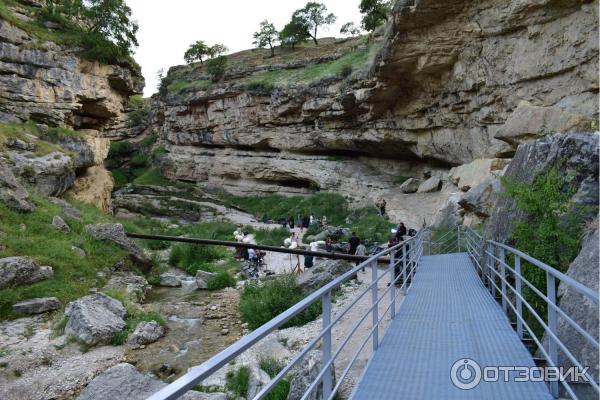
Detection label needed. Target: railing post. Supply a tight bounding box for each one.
[428,238,432,255]
[402,244,407,287]
[547,273,558,398]
[515,255,523,339]
[322,291,332,399]
[371,260,379,351]
[490,244,496,298]
[389,251,396,319]
[457,225,461,253]
[499,247,507,313]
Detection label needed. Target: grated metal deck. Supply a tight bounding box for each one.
[352,253,553,400]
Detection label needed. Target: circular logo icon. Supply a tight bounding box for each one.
[451,358,482,390]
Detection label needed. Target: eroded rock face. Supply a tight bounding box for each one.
[69,165,115,212]
[488,132,599,242]
[0,257,53,289]
[0,158,35,212]
[64,293,126,346]
[555,228,599,397]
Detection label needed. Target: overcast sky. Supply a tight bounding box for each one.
[127,0,363,96]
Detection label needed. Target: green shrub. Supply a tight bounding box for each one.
[206,56,228,82]
[239,275,321,330]
[109,141,134,157]
[128,95,150,125]
[340,65,353,78]
[169,243,226,275]
[501,164,592,340]
[207,271,236,290]
[129,153,148,168]
[259,357,291,400]
[226,366,250,398]
[248,227,291,246]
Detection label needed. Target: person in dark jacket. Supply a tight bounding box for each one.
[349,232,360,255]
[397,222,407,238]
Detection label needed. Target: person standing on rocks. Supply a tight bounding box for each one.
[349,232,360,256]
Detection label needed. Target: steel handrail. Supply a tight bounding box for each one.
[147,230,426,400]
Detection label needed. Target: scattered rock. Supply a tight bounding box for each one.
[0,256,53,289]
[297,259,353,292]
[85,223,151,268]
[288,350,335,400]
[71,246,87,257]
[103,272,149,303]
[64,293,126,346]
[48,197,83,220]
[0,159,35,212]
[52,215,70,232]
[127,321,165,348]
[220,329,229,336]
[12,297,60,314]
[196,270,216,289]
[76,363,226,400]
[159,272,182,287]
[6,137,35,151]
[417,176,442,193]
[399,178,421,193]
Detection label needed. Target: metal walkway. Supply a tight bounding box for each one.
[352,253,552,399]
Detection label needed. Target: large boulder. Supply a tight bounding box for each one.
[102,272,149,303]
[64,293,126,346]
[417,176,442,193]
[432,193,463,228]
[159,272,182,287]
[0,256,53,289]
[288,350,335,400]
[554,228,599,399]
[127,321,165,348]
[449,158,509,192]
[196,270,217,289]
[76,363,226,400]
[459,175,502,219]
[0,158,34,212]
[85,223,151,267]
[8,150,75,197]
[495,101,594,147]
[12,297,60,314]
[488,132,599,242]
[399,178,421,193]
[297,259,353,292]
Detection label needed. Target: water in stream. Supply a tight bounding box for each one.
[125,279,243,382]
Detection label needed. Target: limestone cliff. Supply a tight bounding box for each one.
[0,0,144,211]
[151,0,597,223]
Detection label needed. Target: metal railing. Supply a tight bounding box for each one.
[147,228,427,400]
[462,226,599,400]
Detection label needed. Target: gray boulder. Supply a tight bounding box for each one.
[432,193,463,228]
[64,293,126,346]
[77,363,226,400]
[288,350,335,400]
[127,321,165,348]
[103,272,149,303]
[0,257,53,289]
[52,215,70,232]
[196,270,216,289]
[0,159,35,212]
[6,138,36,151]
[459,175,502,218]
[399,178,421,193]
[555,228,599,398]
[8,150,76,197]
[488,132,599,242]
[48,197,82,220]
[12,297,60,314]
[159,272,182,287]
[417,176,442,193]
[297,259,353,292]
[85,223,151,267]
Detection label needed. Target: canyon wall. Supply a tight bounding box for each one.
[0,1,144,210]
[152,0,597,223]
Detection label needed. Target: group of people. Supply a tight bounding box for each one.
[278,215,328,232]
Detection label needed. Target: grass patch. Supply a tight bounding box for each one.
[132,168,171,186]
[0,194,125,320]
[239,274,321,330]
[167,79,212,93]
[207,271,236,290]
[0,122,67,157]
[259,357,291,400]
[246,226,290,247]
[225,366,250,398]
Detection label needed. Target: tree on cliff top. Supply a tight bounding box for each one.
[253,20,279,57]
[184,42,229,64]
[359,0,392,32]
[340,22,361,37]
[292,2,337,46]
[280,16,311,50]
